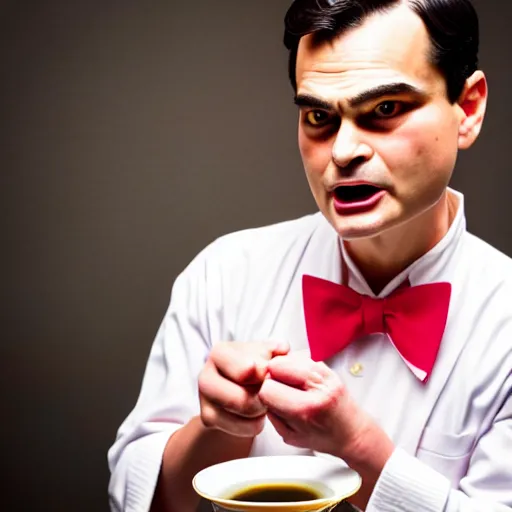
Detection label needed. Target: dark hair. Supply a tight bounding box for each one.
[283,0,479,103]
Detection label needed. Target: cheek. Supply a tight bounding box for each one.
[377,110,459,180]
[298,131,332,175]
[416,136,458,170]
[411,127,459,178]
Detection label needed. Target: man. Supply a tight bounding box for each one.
[108,0,512,511]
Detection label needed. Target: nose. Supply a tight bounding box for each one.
[331,121,373,170]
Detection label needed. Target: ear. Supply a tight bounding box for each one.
[457,70,488,150]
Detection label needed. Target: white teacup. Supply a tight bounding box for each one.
[193,455,361,512]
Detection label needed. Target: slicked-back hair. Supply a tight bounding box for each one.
[284,0,479,103]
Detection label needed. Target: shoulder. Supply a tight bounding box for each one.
[203,212,325,267]
[464,231,512,283]
[171,212,329,337]
[181,211,326,280]
[218,211,324,246]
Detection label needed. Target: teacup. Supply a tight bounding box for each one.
[193,455,361,512]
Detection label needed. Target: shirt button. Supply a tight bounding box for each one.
[349,362,364,377]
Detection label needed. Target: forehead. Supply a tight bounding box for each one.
[295,4,445,101]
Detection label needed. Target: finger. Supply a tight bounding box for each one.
[267,412,304,448]
[259,378,310,418]
[266,410,295,434]
[199,362,267,418]
[209,344,264,385]
[200,401,266,438]
[211,340,290,385]
[267,339,291,357]
[267,355,327,390]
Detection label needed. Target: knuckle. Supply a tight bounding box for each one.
[330,382,346,408]
[200,407,217,429]
[197,369,210,394]
[240,399,266,418]
[299,407,315,424]
[223,395,243,415]
[210,341,229,360]
[298,397,328,423]
[227,393,264,418]
[324,388,340,409]
[198,368,219,398]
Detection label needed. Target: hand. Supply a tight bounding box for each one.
[198,340,290,438]
[258,352,394,469]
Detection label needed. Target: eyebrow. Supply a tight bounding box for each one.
[294,82,426,111]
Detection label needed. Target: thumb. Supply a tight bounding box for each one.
[250,340,289,382]
[264,339,290,358]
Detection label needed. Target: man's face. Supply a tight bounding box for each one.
[295,5,468,240]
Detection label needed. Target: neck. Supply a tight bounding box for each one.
[344,190,458,295]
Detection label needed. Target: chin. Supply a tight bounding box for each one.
[325,210,391,241]
[334,224,388,241]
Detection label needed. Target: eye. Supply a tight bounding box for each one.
[374,101,402,118]
[305,110,331,127]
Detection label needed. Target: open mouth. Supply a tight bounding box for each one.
[333,184,383,203]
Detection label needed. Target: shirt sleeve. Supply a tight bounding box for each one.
[366,394,512,512]
[107,245,217,512]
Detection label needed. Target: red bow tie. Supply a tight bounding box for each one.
[302,275,451,382]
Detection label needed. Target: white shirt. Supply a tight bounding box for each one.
[108,190,512,511]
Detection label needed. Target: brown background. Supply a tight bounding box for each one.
[2,0,510,510]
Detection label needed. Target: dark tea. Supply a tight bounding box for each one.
[227,481,325,502]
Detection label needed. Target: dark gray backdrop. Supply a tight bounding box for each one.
[2,0,510,510]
